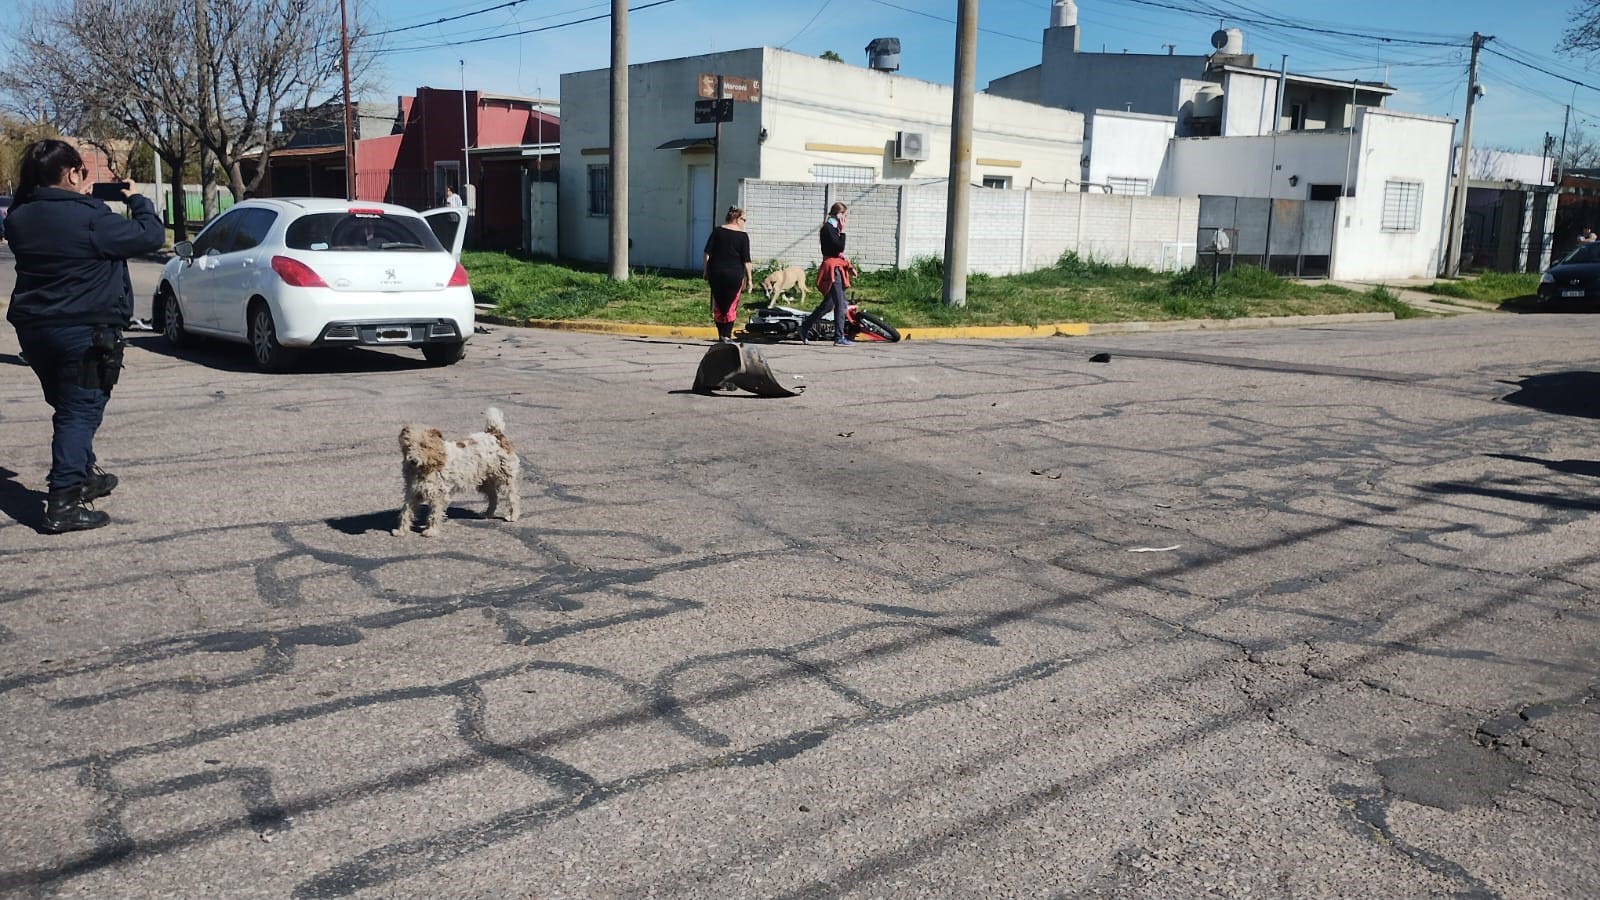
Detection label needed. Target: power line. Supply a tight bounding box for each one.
[380,0,684,53]
[862,0,1041,45]
[1483,45,1600,95]
[781,0,837,49]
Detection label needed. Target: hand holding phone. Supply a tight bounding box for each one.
[91,181,130,202]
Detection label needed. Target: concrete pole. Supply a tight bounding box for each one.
[608,0,630,281]
[340,0,355,200]
[1446,33,1486,278]
[941,0,977,308]
[460,60,471,208]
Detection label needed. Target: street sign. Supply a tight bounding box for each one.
[694,99,734,125]
[697,73,762,102]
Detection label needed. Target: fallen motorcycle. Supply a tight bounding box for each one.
[743,298,901,343]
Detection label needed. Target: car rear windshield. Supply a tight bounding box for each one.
[284,212,445,253]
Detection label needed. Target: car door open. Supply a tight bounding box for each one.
[421,207,468,260]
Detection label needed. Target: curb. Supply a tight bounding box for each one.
[479,311,1397,341]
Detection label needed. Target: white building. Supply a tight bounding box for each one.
[559,47,1085,269]
[1168,107,1457,280]
[988,0,1394,142]
[986,1,1456,280]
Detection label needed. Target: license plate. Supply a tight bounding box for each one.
[375,327,412,342]
[1562,290,1585,298]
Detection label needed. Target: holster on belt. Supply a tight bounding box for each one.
[77,326,127,392]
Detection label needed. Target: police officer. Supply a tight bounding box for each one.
[5,139,164,533]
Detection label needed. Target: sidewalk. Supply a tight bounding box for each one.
[1322,279,1498,317]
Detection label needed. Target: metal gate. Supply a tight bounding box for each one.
[1198,195,1337,278]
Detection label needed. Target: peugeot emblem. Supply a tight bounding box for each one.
[385,268,396,280]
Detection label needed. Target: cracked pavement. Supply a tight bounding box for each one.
[1,258,1597,898]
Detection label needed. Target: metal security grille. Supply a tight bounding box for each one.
[587,165,609,216]
[1198,195,1337,278]
[1382,180,1422,232]
[811,164,875,184]
[1107,176,1152,196]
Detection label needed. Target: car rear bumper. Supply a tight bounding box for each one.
[312,319,466,347]
[274,287,474,346]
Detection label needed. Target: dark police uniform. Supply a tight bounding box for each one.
[6,186,163,503]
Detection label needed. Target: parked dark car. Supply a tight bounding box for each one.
[1539,243,1600,305]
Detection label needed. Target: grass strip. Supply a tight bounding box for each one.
[467,251,1420,327]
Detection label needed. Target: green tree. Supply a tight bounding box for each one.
[820,50,844,62]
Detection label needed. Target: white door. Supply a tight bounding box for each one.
[688,165,712,270]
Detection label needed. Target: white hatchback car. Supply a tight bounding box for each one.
[155,198,472,371]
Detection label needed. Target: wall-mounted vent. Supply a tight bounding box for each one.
[895,131,928,162]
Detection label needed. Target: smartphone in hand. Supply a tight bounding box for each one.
[91,182,129,202]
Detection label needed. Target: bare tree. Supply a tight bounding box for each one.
[2,0,208,238]
[1557,0,1600,66]
[193,0,379,203]
[1,0,375,227]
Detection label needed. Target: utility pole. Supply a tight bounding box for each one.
[1446,32,1488,278]
[941,0,977,308]
[339,0,355,200]
[608,0,630,281]
[460,60,472,211]
[1557,102,1571,186]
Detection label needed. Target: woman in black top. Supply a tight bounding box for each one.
[702,206,752,342]
[5,139,164,533]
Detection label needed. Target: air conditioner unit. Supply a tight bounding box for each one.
[895,131,928,162]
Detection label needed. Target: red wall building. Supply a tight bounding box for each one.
[354,88,559,250]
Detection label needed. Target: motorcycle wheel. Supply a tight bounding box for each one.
[853,311,901,343]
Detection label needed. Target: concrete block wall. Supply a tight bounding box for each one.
[901,184,947,267]
[741,181,828,267]
[1024,190,1083,269]
[970,189,1028,275]
[827,183,901,272]
[742,178,1201,275]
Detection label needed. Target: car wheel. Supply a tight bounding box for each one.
[248,301,295,372]
[159,288,189,348]
[421,341,467,366]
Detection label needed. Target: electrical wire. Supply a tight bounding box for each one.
[379,0,686,54]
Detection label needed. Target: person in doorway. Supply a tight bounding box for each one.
[444,184,464,208]
[5,139,164,533]
[1579,226,1597,245]
[801,202,858,346]
[702,206,752,342]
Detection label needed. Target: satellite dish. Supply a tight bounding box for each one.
[1210,29,1229,50]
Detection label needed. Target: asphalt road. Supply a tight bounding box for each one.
[1,251,1597,898]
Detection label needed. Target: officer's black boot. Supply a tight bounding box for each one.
[84,466,118,501]
[43,485,110,534]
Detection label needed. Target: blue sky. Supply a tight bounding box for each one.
[371,0,1594,153]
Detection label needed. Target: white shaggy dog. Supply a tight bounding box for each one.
[395,407,520,537]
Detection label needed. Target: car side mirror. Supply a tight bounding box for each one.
[174,240,194,261]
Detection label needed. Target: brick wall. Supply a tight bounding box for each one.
[741,179,1200,274]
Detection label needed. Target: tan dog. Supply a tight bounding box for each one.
[760,266,809,305]
[395,408,520,537]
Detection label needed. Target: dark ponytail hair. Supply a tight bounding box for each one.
[14,139,84,206]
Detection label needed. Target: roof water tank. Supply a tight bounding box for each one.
[866,38,901,72]
[1051,0,1078,28]
[1193,84,1223,117]
[1209,28,1243,54]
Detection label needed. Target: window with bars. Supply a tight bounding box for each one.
[587,165,609,216]
[811,164,875,184]
[981,175,1012,189]
[1106,176,1152,196]
[1381,180,1423,232]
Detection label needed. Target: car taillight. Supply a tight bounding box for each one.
[270,256,328,287]
[448,263,470,287]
